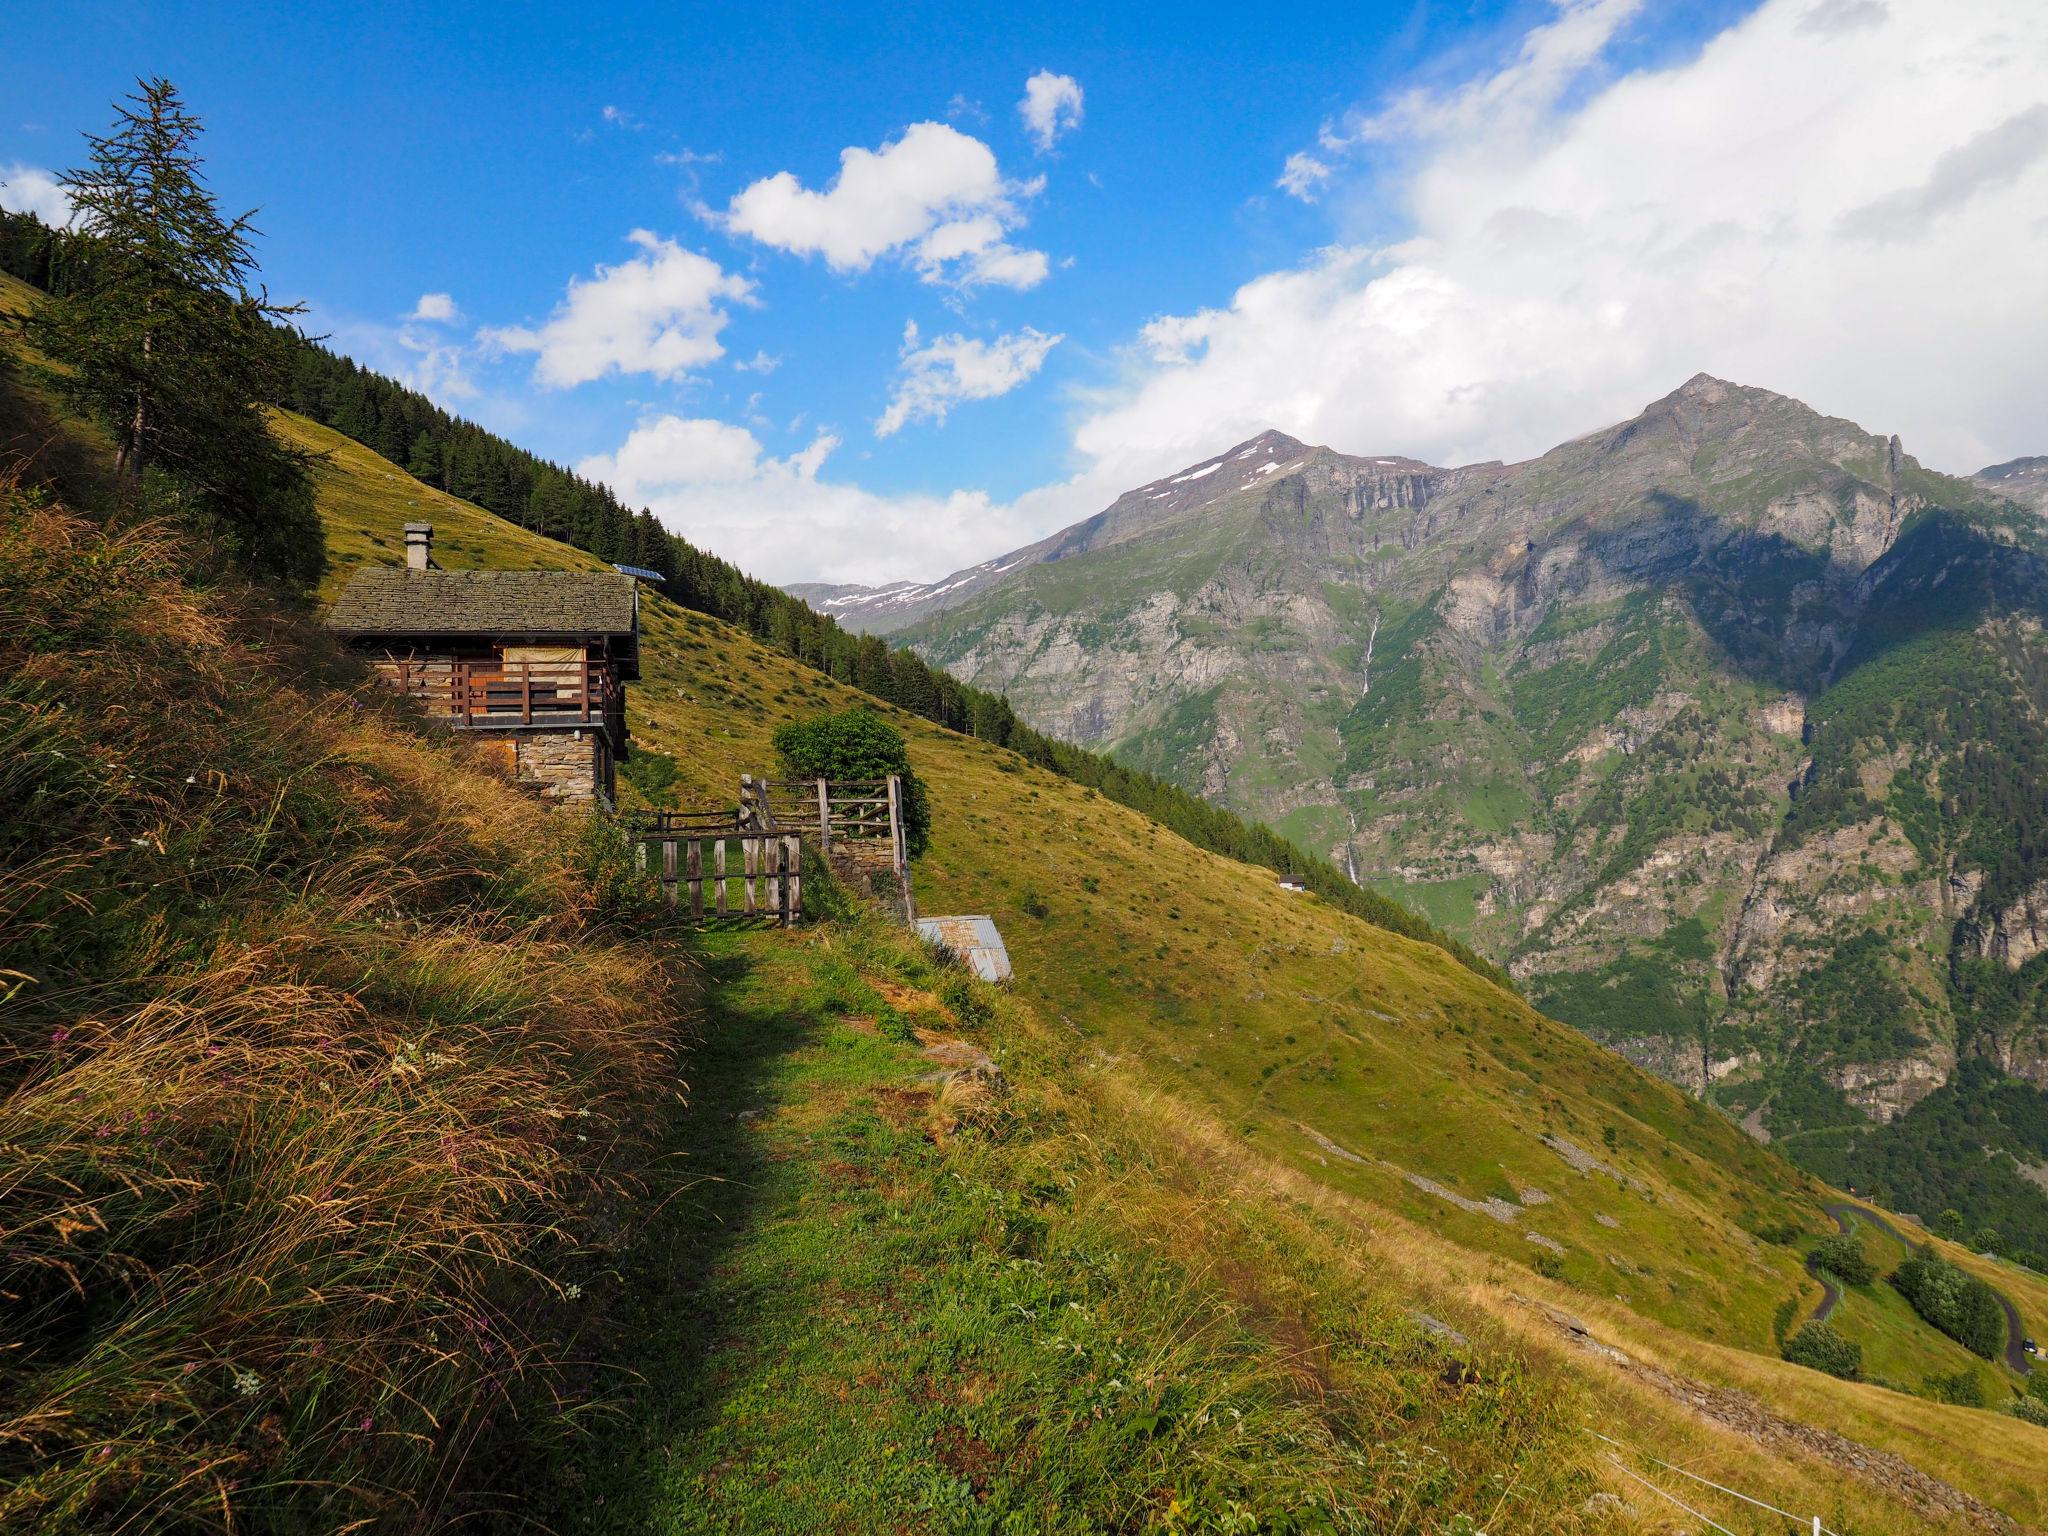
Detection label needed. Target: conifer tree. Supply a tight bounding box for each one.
[31,78,322,587]
[405,430,441,485]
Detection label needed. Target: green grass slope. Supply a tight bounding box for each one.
[293,412,2048,1528]
[10,266,2046,1523]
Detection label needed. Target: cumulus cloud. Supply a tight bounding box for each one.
[1098,0,2048,485]
[1277,151,1332,202]
[876,321,1062,437]
[486,230,753,388]
[0,163,74,227]
[1837,103,2048,241]
[721,121,1049,289]
[1019,71,1084,152]
[409,292,460,324]
[586,0,2048,587]
[578,414,1045,586]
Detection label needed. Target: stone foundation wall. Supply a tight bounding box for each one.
[470,728,614,808]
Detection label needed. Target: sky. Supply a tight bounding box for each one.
[5,0,2046,586]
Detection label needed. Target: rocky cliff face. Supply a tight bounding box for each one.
[870,377,2048,1241]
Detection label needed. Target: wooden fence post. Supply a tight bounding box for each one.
[743,835,758,916]
[785,834,802,923]
[661,838,678,909]
[887,774,915,924]
[817,778,833,858]
[713,837,728,917]
[686,838,704,922]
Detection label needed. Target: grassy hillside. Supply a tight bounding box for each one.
[0,471,692,1526]
[290,408,2048,1529]
[9,272,2048,1526]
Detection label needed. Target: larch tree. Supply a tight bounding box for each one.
[30,77,323,588]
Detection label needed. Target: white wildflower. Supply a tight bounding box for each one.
[232,1367,262,1397]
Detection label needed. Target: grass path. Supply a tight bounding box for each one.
[530,928,956,1532]
[525,920,1603,1534]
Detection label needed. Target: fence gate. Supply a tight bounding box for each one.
[742,774,914,923]
[628,808,804,925]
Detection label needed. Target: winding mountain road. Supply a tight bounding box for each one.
[1815,1202,2032,1375]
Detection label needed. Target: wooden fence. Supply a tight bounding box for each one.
[621,773,911,927]
[628,810,804,925]
[743,774,913,923]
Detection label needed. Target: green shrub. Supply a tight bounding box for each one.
[1782,1321,1862,1379]
[772,706,931,857]
[1890,1246,2005,1359]
[940,972,993,1029]
[1771,1295,1800,1345]
[2006,1394,2048,1427]
[1922,1369,1986,1407]
[1810,1232,1876,1286]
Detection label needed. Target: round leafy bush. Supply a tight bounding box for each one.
[1782,1320,1862,1379]
[1810,1232,1876,1286]
[772,706,930,857]
[1890,1246,2005,1359]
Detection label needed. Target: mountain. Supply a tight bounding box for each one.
[23,250,2048,1525]
[281,364,2048,1530]
[1977,455,2048,514]
[883,376,2048,1251]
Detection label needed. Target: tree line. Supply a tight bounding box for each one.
[0,84,1506,989]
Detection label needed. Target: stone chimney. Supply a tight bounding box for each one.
[404,522,433,571]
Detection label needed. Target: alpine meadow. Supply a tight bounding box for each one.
[6,4,2048,1532]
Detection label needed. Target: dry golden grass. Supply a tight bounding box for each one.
[0,483,692,1531]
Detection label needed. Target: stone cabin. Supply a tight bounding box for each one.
[326,523,638,807]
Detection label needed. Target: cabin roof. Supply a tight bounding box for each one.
[326,567,639,639]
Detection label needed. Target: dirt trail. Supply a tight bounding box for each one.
[1516,1295,2012,1533]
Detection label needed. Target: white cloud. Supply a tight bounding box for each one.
[734,349,782,374]
[579,414,1045,585]
[0,163,74,227]
[1334,0,1645,148]
[721,121,1049,289]
[586,0,2048,588]
[1277,152,1332,202]
[409,291,460,324]
[877,321,1062,437]
[601,104,642,129]
[1093,0,2048,484]
[1019,71,1084,153]
[314,312,479,406]
[486,230,753,388]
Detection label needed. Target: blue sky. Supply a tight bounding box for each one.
[6,1,2046,584]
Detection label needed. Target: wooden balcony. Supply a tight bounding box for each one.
[389,657,625,742]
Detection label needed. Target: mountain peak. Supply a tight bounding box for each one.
[1671,371,1738,403]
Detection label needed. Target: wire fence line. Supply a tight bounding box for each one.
[1588,1429,1842,1536]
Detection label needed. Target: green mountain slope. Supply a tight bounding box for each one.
[888,376,2048,1256]
[13,260,2048,1529]
[288,397,2048,1530]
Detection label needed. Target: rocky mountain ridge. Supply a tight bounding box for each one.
[849,376,2048,1248]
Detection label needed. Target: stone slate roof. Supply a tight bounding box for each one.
[326,568,639,638]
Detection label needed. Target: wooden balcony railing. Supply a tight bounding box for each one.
[392,657,623,735]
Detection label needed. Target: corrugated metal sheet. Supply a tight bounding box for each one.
[916,915,1012,983]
